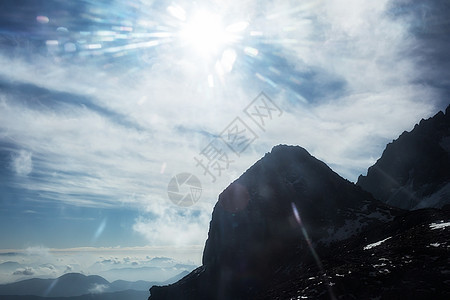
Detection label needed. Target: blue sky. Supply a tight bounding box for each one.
[0,0,449,282]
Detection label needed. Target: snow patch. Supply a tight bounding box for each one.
[363,237,391,250]
[429,221,450,230]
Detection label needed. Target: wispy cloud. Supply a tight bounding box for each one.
[0,0,448,252]
[10,150,33,176]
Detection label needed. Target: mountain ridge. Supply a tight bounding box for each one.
[149,145,417,299]
[0,270,188,298]
[357,104,450,209]
[149,106,450,299]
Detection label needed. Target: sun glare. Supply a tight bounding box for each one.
[180,10,228,56]
[167,5,250,80]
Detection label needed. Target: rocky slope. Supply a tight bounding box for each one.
[259,208,450,299]
[357,105,450,210]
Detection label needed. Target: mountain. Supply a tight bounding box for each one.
[161,270,190,285]
[0,289,149,300]
[0,269,190,298]
[108,279,154,292]
[357,105,450,210]
[99,265,195,282]
[259,208,450,299]
[109,271,189,292]
[0,273,108,297]
[149,144,450,299]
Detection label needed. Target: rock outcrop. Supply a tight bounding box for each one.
[357,105,450,210]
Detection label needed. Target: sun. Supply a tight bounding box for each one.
[167,5,250,82]
[180,10,229,57]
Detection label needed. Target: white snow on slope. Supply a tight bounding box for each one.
[430,221,450,230]
[363,237,391,250]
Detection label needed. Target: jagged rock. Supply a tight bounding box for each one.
[357,105,450,210]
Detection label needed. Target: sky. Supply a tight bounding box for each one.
[0,0,449,283]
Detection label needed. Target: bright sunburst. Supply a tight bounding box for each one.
[169,5,249,63]
[165,5,250,85]
[180,10,228,57]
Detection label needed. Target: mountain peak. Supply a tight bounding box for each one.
[151,143,397,299]
[357,104,450,209]
[270,144,310,155]
[149,108,450,300]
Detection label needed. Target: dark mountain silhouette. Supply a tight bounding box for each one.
[0,289,148,300]
[98,264,195,282]
[357,105,450,209]
[160,270,189,285]
[0,273,108,297]
[109,271,189,292]
[0,270,189,298]
[149,143,449,299]
[108,279,152,292]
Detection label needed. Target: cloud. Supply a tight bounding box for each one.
[133,199,211,247]
[88,283,108,294]
[10,150,32,176]
[64,265,73,273]
[0,246,202,284]
[100,259,121,265]
[25,246,51,258]
[0,0,448,253]
[13,267,35,276]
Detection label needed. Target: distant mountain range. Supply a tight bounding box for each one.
[149,105,450,299]
[98,265,192,282]
[0,270,189,299]
[0,289,148,300]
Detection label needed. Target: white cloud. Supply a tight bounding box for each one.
[88,283,108,294]
[0,0,447,254]
[133,199,211,247]
[11,150,33,176]
[13,267,35,276]
[64,265,73,273]
[25,246,51,258]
